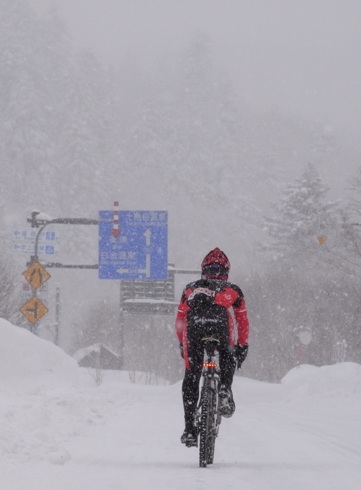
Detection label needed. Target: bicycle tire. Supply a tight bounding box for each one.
[199,377,210,468]
[206,385,217,464]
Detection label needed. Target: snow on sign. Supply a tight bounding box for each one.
[98,210,168,280]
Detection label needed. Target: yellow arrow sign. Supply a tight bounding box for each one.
[20,296,48,324]
[22,262,51,289]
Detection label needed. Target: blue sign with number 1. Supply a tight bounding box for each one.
[98,210,168,280]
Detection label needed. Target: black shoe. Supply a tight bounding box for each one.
[219,385,235,418]
[180,428,198,447]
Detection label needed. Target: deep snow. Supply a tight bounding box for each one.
[1,318,361,490]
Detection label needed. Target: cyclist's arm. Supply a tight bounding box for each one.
[233,298,249,345]
[175,291,190,343]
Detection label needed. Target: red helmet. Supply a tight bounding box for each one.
[201,248,230,280]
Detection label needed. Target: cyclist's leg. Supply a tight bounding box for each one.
[182,362,202,429]
[217,328,237,417]
[209,320,236,387]
[182,342,203,425]
[181,329,203,444]
[219,346,236,388]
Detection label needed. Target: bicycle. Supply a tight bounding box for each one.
[195,336,222,468]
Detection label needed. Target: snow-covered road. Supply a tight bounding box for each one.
[1,319,361,490]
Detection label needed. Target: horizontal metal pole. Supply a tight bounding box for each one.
[27,262,99,269]
[172,269,200,274]
[44,263,99,269]
[50,218,99,225]
[28,218,99,226]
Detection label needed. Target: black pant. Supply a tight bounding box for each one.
[182,320,236,428]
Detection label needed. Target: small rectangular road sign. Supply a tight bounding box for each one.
[98,210,168,280]
[12,228,59,255]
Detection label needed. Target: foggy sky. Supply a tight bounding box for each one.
[30,0,361,146]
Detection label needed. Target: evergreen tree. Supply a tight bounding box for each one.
[329,166,361,360]
[265,163,338,262]
[121,34,259,265]
[0,0,74,217]
[252,164,344,378]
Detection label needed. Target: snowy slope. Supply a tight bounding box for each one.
[1,317,361,490]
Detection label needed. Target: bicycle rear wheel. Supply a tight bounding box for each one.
[199,378,218,467]
[199,378,210,468]
[206,386,218,465]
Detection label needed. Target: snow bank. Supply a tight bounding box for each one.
[281,362,361,399]
[0,318,79,392]
[0,318,109,465]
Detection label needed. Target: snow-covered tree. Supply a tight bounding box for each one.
[265,163,339,261]
[247,165,345,378]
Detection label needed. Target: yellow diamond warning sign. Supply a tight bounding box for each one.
[20,296,48,324]
[22,262,51,289]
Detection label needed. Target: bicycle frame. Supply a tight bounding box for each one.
[196,336,222,468]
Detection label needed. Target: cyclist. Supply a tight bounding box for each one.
[175,247,249,447]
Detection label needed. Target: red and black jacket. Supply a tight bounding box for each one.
[175,278,249,368]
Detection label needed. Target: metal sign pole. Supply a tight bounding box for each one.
[55,287,61,346]
[119,282,125,368]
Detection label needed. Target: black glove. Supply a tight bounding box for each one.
[234,343,248,369]
[179,343,184,359]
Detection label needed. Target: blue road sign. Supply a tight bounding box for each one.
[12,228,59,255]
[98,210,168,280]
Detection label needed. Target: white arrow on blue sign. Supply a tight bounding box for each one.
[98,210,168,280]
